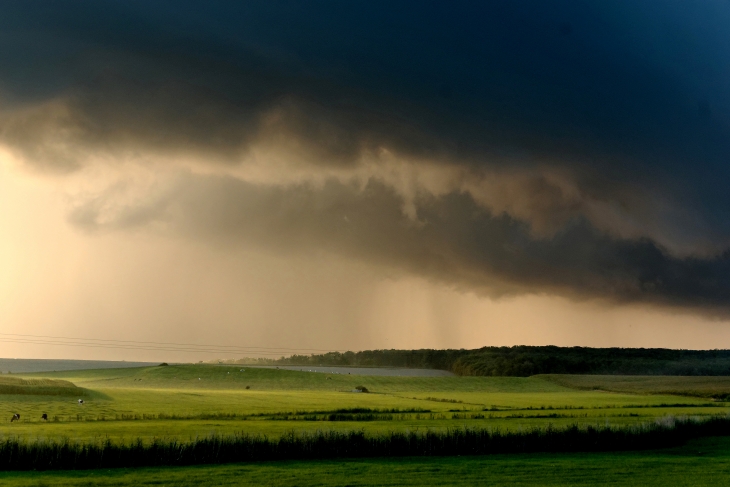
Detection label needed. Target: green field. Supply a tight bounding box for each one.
[1,436,729,486]
[0,365,726,442]
[539,374,730,399]
[2,365,730,483]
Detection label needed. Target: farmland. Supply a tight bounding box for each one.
[2,364,730,483]
[0,365,727,442]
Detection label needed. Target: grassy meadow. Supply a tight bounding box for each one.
[539,374,730,400]
[0,365,726,442]
[2,364,730,482]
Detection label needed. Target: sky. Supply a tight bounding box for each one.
[2,1,730,361]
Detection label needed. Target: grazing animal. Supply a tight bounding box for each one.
[78,399,84,405]
[11,414,19,422]
[41,413,48,421]
[245,385,250,390]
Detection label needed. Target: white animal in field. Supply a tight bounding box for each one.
[78,399,84,405]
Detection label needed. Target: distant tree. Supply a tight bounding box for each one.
[272,346,730,377]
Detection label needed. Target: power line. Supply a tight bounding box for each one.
[0,338,292,356]
[0,333,336,352]
[0,332,336,352]
[0,332,342,356]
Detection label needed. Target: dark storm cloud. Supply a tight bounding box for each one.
[4,1,729,172]
[3,1,730,309]
[0,1,451,169]
[69,174,730,313]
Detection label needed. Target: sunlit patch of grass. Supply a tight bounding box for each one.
[538,375,730,400]
[0,376,83,397]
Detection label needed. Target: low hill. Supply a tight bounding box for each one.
[273,346,730,377]
[0,376,82,396]
[26,364,570,393]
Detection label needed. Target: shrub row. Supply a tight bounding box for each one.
[1,415,729,470]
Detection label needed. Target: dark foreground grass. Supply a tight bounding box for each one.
[2,415,730,471]
[3,436,730,486]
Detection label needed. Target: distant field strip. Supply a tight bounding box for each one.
[539,375,730,400]
[248,365,456,377]
[23,364,567,392]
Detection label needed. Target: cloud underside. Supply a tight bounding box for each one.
[66,173,730,313]
[2,1,730,312]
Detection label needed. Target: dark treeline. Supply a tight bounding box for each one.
[275,347,730,376]
[1,416,728,471]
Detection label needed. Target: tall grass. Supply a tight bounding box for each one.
[1,415,730,471]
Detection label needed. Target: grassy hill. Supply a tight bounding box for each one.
[27,364,571,393]
[0,376,82,396]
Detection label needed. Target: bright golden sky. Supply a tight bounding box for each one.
[2,152,728,362]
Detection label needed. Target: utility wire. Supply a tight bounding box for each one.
[0,332,335,352]
[0,338,293,356]
[0,332,342,356]
[0,332,336,352]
